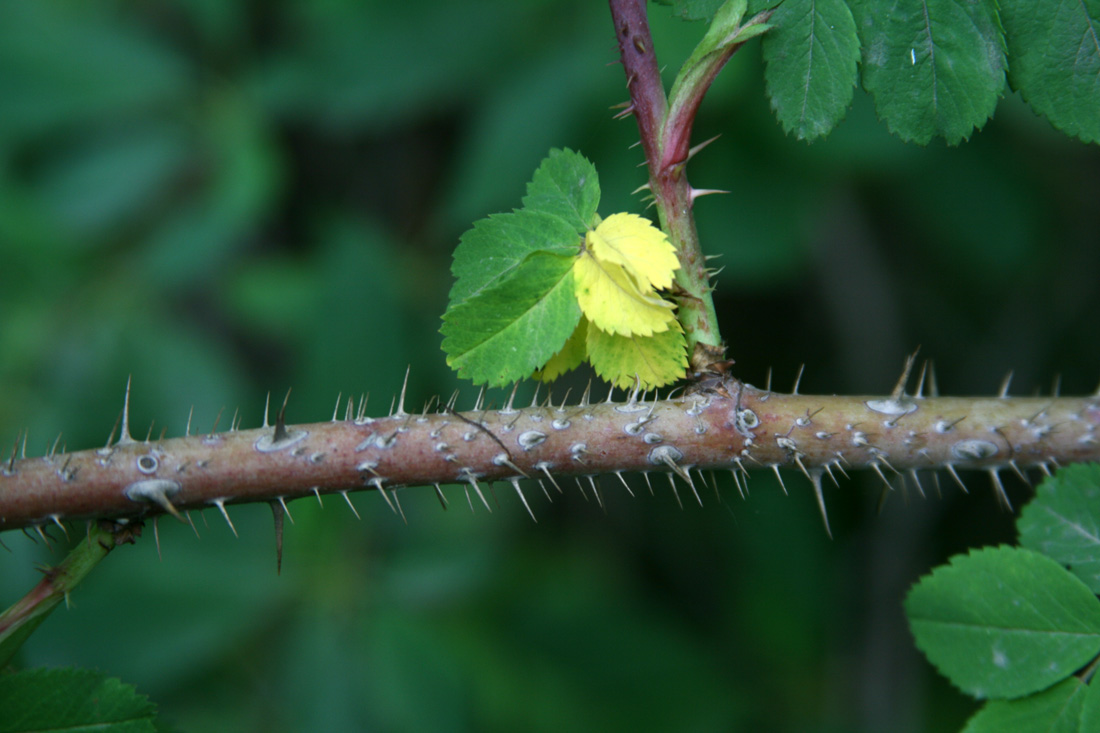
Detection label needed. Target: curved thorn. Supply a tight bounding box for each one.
[999,371,1014,399]
[791,364,805,395]
[269,500,285,574]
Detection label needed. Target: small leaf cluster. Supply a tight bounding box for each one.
[442,149,687,389]
[658,0,1099,144]
[906,464,1100,732]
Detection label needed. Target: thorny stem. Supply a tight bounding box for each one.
[0,522,135,666]
[610,0,753,369]
[1,377,1097,537]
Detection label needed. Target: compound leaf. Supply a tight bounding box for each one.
[449,209,580,306]
[1000,0,1100,144]
[762,0,860,140]
[1018,463,1100,593]
[521,148,600,232]
[852,0,1007,144]
[906,545,1100,699]
[586,319,687,389]
[442,251,580,386]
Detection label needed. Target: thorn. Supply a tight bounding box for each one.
[493,454,530,479]
[1037,461,1052,477]
[631,182,651,196]
[660,456,701,506]
[944,464,968,493]
[270,500,285,575]
[262,392,271,429]
[792,364,805,395]
[357,393,370,421]
[209,407,224,436]
[119,376,135,444]
[185,511,200,538]
[822,461,840,487]
[657,471,681,508]
[229,409,240,432]
[529,383,540,409]
[871,461,896,491]
[7,434,18,474]
[614,471,634,497]
[988,469,1012,510]
[332,392,342,422]
[49,514,69,540]
[914,361,929,399]
[462,485,475,513]
[928,361,940,397]
[211,499,238,537]
[278,496,295,524]
[687,134,721,160]
[445,390,459,412]
[574,476,589,501]
[153,516,162,560]
[604,384,615,404]
[537,479,551,501]
[35,524,53,547]
[807,469,832,538]
[1051,374,1062,398]
[105,412,120,450]
[643,471,655,495]
[689,188,729,203]
[433,483,448,510]
[729,470,745,499]
[909,469,926,498]
[998,371,1014,399]
[580,380,592,407]
[465,474,493,512]
[342,489,364,519]
[771,465,788,495]
[49,432,62,458]
[612,103,636,120]
[891,350,919,400]
[764,367,773,393]
[149,487,185,523]
[390,489,408,524]
[473,385,486,412]
[311,487,324,507]
[510,478,537,521]
[587,475,605,509]
[273,389,291,442]
[537,464,564,494]
[502,383,520,414]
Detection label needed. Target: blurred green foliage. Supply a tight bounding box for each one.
[0,1,1097,731]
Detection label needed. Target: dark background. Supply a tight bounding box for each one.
[1,2,1098,731]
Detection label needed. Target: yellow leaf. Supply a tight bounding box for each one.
[586,213,679,292]
[586,320,687,389]
[534,317,588,382]
[573,251,676,337]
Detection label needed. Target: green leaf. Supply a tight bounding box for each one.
[1018,463,1100,593]
[1080,676,1100,731]
[761,0,860,140]
[520,148,600,232]
[448,209,581,306]
[905,545,1100,699]
[441,251,581,386]
[1000,0,1100,144]
[852,0,1007,144]
[960,676,1088,733]
[534,316,588,382]
[0,668,157,733]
